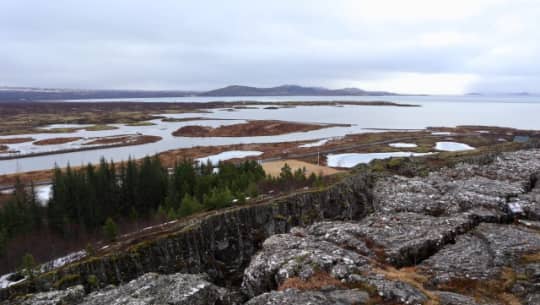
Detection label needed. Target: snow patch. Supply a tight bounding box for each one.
[40,250,87,273]
[327,152,433,168]
[299,139,329,148]
[0,273,26,289]
[388,142,418,148]
[434,141,475,152]
[196,151,263,165]
[35,184,52,206]
[431,131,453,135]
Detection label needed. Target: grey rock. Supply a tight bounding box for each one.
[8,285,85,305]
[421,223,540,285]
[244,289,369,305]
[373,150,540,218]
[525,263,540,282]
[241,230,369,297]
[345,212,473,266]
[436,291,481,305]
[366,277,427,305]
[79,273,228,305]
[524,293,540,305]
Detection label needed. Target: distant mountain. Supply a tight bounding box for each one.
[199,85,397,97]
[0,87,197,101]
[0,84,398,102]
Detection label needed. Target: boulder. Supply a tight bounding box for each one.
[244,289,370,305]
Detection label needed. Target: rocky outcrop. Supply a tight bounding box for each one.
[420,223,540,285]
[239,149,540,304]
[78,273,230,305]
[0,172,374,300]
[373,149,540,220]
[244,289,370,305]
[241,213,474,297]
[7,273,235,305]
[6,285,85,305]
[5,149,540,305]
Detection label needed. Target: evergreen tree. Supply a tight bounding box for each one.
[21,253,36,279]
[178,194,203,217]
[279,163,293,181]
[102,217,118,242]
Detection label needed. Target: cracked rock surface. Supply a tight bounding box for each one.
[8,273,233,305]
[6,149,540,305]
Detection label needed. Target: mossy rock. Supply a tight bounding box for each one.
[53,274,80,290]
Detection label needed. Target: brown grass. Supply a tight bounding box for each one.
[33,137,82,145]
[521,251,540,263]
[83,136,131,145]
[262,159,342,177]
[173,120,348,137]
[0,137,34,144]
[278,271,345,291]
[375,266,439,305]
[437,267,521,305]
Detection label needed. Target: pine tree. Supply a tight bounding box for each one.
[102,217,118,242]
[178,194,203,217]
[279,163,293,181]
[21,253,36,279]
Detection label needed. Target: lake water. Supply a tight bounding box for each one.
[1,95,539,175]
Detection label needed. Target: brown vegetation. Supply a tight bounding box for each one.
[262,159,341,177]
[0,101,411,136]
[436,267,520,305]
[375,266,440,305]
[172,120,349,137]
[33,137,82,145]
[83,135,161,146]
[162,117,232,123]
[1,125,536,187]
[0,137,34,144]
[278,272,345,291]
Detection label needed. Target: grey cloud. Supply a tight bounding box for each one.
[0,0,538,93]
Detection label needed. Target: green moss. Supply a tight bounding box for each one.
[125,121,156,127]
[273,214,287,221]
[53,273,80,289]
[86,274,99,288]
[38,127,80,133]
[85,124,118,131]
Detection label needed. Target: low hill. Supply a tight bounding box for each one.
[199,84,396,97]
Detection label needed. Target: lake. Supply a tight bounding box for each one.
[1,95,539,175]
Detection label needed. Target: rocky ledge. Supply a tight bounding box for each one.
[5,149,540,304]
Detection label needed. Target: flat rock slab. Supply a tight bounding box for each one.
[420,223,540,285]
[78,273,227,305]
[244,289,370,305]
[436,291,483,305]
[241,229,370,298]
[349,213,474,267]
[373,150,540,218]
[241,213,471,302]
[8,285,85,305]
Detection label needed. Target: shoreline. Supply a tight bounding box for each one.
[0,125,533,187]
[0,135,161,161]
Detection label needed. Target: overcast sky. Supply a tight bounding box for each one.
[0,0,538,94]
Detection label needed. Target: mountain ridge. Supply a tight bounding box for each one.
[0,84,398,101]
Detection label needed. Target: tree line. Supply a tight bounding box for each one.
[0,156,323,272]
